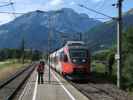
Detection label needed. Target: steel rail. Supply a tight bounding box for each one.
[0,62,37,100]
[7,63,36,100]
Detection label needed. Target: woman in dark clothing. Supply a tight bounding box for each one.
[37,61,45,84]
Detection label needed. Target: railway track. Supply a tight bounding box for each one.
[52,67,132,100]
[70,76,133,100]
[0,62,37,100]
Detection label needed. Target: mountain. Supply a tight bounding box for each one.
[0,8,101,50]
[84,8,133,52]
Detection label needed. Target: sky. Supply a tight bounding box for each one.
[0,0,132,25]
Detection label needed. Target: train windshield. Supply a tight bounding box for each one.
[69,49,87,58]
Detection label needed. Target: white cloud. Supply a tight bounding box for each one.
[0,14,14,25]
[0,0,65,24]
[50,0,63,6]
[42,0,64,11]
[91,0,104,3]
[0,0,65,25]
[69,1,76,6]
[0,0,8,2]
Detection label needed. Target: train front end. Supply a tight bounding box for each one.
[63,42,91,81]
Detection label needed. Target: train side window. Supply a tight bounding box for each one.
[60,51,64,61]
[59,51,68,62]
[63,54,68,62]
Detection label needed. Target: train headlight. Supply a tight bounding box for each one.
[72,59,76,62]
[82,59,86,62]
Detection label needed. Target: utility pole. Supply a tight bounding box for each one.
[47,11,63,83]
[48,16,52,83]
[79,1,124,88]
[20,37,25,64]
[115,0,123,88]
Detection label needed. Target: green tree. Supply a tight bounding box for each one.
[123,54,133,90]
[123,27,133,53]
[122,27,133,89]
[106,52,115,76]
[0,49,7,61]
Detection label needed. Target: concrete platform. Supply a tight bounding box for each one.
[18,65,89,100]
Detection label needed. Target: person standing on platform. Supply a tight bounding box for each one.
[37,61,45,84]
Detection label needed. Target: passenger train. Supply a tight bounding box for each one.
[50,41,91,80]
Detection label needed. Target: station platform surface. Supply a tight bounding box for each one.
[18,65,89,100]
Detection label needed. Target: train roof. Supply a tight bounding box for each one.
[65,41,85,46]
[50,41,88,56]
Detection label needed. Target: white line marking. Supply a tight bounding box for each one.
[18,80,29,100]
[18,71,35,100]
[51,71,76,100]
[32,73,38,100]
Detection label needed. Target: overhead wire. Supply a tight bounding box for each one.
[9,0,16,18]
[0,11,25,14]
[78,4,114,19]
[0,1,10,3]
[96,0,107,11]
[0,1,16,24]
[0,2,13,7]
[0,0,116,24]
[0,0,25,15]
[83,0,109,19]
[93,0,107,18]
[0,10,112,19]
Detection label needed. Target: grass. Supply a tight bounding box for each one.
[91,60,117,84]
[0,59,30,80]
[129,91,133,97]
[91,61,106,73]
